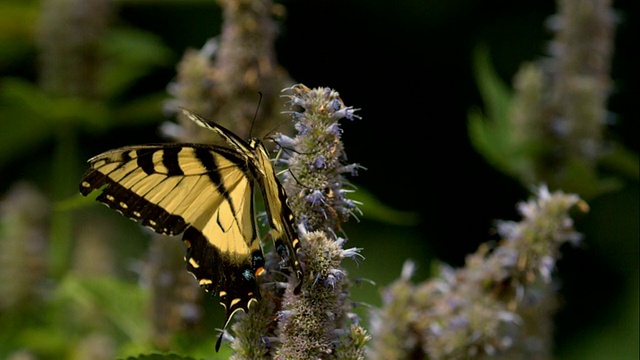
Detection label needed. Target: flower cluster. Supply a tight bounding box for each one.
[276,84,363,234]
[509,0,616,196]
[273,85,367,359]
[163,0,294,143]
[37,0,112,98]
[370,186,586,359]
[227,84,368,358]
[0,183,50,311]
[276,230,367,359]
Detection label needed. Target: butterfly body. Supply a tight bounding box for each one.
[79,110,303,348]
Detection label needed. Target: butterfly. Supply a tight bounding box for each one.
[79,109,304,350]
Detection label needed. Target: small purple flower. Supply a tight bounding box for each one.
[276,86,368,356]
[314,155,326,169]
[275,157,291,166]
[304,189,325,206]
[401,260,416,281]
[340,198,362,213]
[278,309,294,322]
[339,163,363,176]
[287,95,308,109]
[326,122,342,135]
[448,314,470,331]
[328,98,342,112]
[325,273,338,288]
[297,216,310,234]
[346,312,361,325]
[328,267,346,279]
[342,247,364,262]
[332,106,361,121]
[295,121,309,135]
[179,303,202,322]
[274,133,296,149]
[290,111,306,122]
[497,310,520,325]
[159,121,187,140]
[325,268,346,288]
[539,255,555,282]
[256,211,269,227]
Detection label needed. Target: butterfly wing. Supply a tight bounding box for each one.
[182,109,304,290]
[79,143,264,327]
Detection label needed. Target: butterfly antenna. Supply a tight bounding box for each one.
[249,92,263,138]
[281,168,313,190]
[263,118,291,143]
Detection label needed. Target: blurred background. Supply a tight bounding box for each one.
[0,0,637,359]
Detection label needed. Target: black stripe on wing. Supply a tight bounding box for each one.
[79,144,252,235]
[133,146,185,177]
[193,147,242,224]
[80,168,188,235]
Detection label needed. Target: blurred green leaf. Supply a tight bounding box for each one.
[560,159,621,198]
[56,275,150,342]
[351,186,420,226]
[55,191,102,212]
[13,326,70,358]
[467,46,529,179]
[472,45,513,129]
[467,46,633,199]
[0,2,38,66]
[0,38,35,68]
[100,28,174,98]
[118,354,201,360]
[601,142,640,181]
[0,2,38,39]
[112,92,169,126]
[0,78,110,168]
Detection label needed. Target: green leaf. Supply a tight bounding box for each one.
[472,45,513,129]
[56,275,150,342]
[0,1,38,40]
[118,354,201,360]
[111,92,169,127]
[351,186,420,226]
[560,159,621,199]
[100,28,174,98]
[600,142,640,181]
[467,45,519,177]
[55,191,102,212]
[0,78,110,168]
